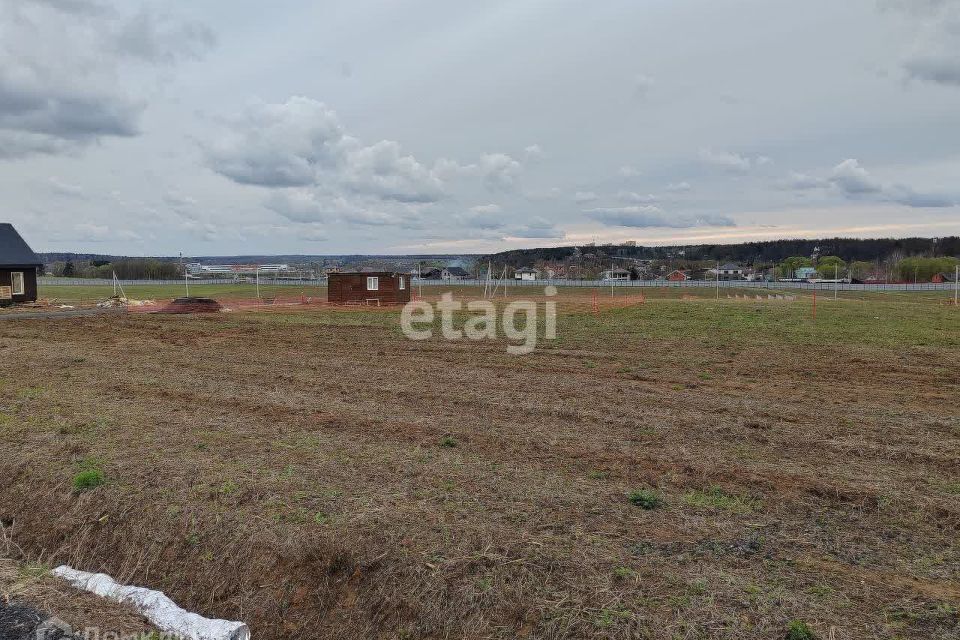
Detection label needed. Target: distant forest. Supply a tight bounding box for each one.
[479,237,960,268]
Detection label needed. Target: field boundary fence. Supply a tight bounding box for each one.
[38,276,957,292]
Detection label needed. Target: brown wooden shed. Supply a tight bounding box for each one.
[327,271,411,305]
[0,223,42,305]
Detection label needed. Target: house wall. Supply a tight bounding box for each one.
[0,267,38,304]
[327,273,411,305]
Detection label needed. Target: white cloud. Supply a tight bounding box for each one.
[205,97,346,187]
[829,159,883,195]
[342,140,445,203]
[664,181,692,192]
[479,152,522,191]
[574,191,599,203]
[524,144,543,159]
[618,165,642,178]
[698,148,766,172]
[617,190,658,203]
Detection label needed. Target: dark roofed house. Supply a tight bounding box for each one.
[441,266,471,281]
[0,223,42,305]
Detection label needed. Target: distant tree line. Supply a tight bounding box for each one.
[481,237,960,273]
[49,258,181,279]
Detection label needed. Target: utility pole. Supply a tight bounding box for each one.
[955,265,958,306]
[834,264,838,300]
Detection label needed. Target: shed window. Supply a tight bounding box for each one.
[399,276,405,290]
[366,276,379,291]
[11,272,24,296]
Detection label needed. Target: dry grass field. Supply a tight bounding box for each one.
[1,290,958,639]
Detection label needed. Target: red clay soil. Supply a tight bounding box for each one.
[0,310,957,640]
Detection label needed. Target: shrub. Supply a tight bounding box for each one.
[786,620,816,640]
[440,436,457,448]
[72,469,105,492]
[628,489,663,510]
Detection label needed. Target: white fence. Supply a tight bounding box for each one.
[38,276,955,292]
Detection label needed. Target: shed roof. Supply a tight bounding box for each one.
[329,271,408,277]
[0,224,42,267]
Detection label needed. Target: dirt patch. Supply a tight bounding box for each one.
[0,303,958,639]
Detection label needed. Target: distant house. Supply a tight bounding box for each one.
[932,272,956,284]
[717,263,745,279]
[0,223,42,305]
[418,268,442,279]
[795,267,817,279]
[441,266,471,281]
[327,272,411,305]
[665,270,689,282]
[515,267,538,281]
[600,268,630,281]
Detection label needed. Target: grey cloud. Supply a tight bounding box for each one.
[509,217,563,238]
[634,74,655,99]
[585,205,735,228]
[784,159,956,207]
[885,0,960,87]
[574,191,599,203]
[664,181,692,192]
[207,97,520,204]
[112,8,216,64]
[0,0,212,159]
[456,204,507,230]
[47,177,86,198]
[264,190,331,223]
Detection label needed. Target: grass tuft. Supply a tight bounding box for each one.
[628,489,663,510]
[72,469,105,492]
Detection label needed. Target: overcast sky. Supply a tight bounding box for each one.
[3,0,960,256]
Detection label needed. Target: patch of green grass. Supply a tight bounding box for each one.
[628,489,664,510]
[17,564,49,580]
[72,469,105,492]
[587,469,610,480]
[942,482,960,495]
[786,620,816,640]
[219,480,239,495]
[806,584,834,597]
[440,435,457,448]
[16,386,44,400]
[594,607,632,628]
[613,566,635,580]
[683,486,759,513]
[313,511,330,525]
